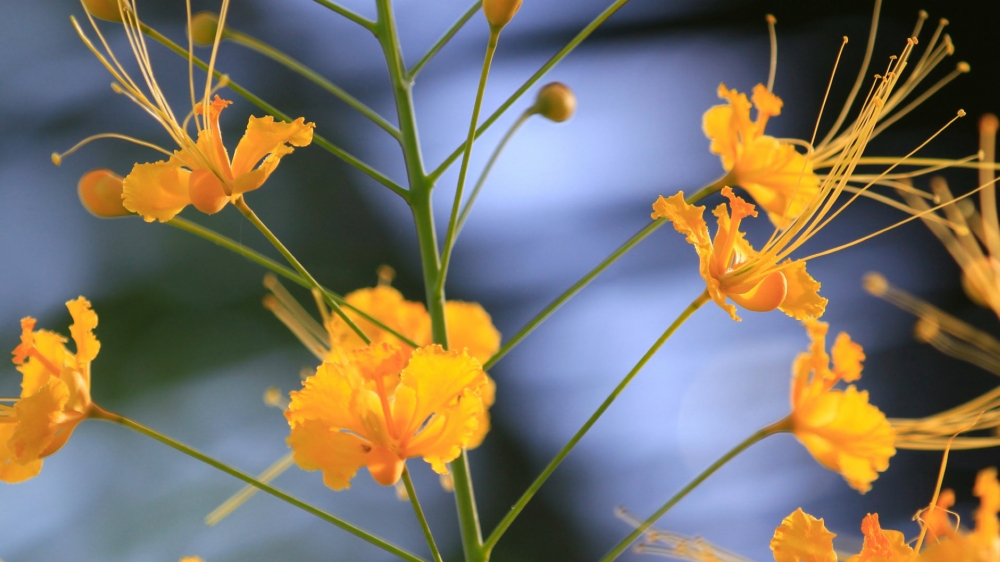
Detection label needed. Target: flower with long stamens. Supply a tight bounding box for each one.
[285,342,492,489]
[59,0,314,222]
[1,298,100,483]
[918,468,999,560]
[787,320,895,493]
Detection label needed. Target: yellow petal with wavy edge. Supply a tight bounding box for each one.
[734,137,819,229]
[844,514,913,562]
[393,346,487,439]
[286,361,367,438]
[15,329,67,398]
[832,333,864,384]
[0,423,42,484]
[327,286,432,354]
[122,160,192,223]
[778,260,827,321]
[9,379,69,463]
[793,386,896,493]
[653,192,736,318]
[973,467,999,541]
[405,387,484,474]
[287,419,369,491]
[230,116,315,183]
[467,376,496,450]
[67,297,100,364]
[770,508,837,562]
[445,301,501,364]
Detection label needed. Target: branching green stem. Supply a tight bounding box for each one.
[233,197,371,345]
[141,25,408,200]
[407,1,482,81]
[428,0,633,182]
[598,417,792,561]
[311,0,376,30]
[223,27,400,139]
[166,217,419,348]
[437,28,501,295]
[91,407,425,562]
[482,291,711,555]
[402,468,444,562]
[483,176,728,370]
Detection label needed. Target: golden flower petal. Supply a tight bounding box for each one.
[392,346,487,439]
[445,301,501,364]
[230,115,315,184]
[778,260,827,321]
[287,419,369,491]
[9,379,70,463]
[770,508,837,562]
[0,423,42,484]
[286,361,367,438]
[845,514,913,562]
[67,297,100,365]
[121,160,192,223]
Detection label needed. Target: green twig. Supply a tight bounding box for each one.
[223,28,400,139]
[166,217,420,348]
[311,0,376,30]
[402,468,445,562]
[437,28,501,295]
[407,1,482,81]
[598,418,791,561]
[141,24,408,200]
[483,176,727,370]
[91,407,425,562]
[428,0,633,182]
[233,197,371,345]
[482,291,711,555]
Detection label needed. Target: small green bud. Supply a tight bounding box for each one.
[82,0,123,22]
[534,82,576,123]
[483,0,522,29]
[190,11,221,47]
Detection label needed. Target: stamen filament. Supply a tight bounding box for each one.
[52,133,173,165]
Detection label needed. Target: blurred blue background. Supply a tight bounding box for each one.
[2,0,999,560]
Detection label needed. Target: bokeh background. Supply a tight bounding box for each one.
[2,0,1000,560]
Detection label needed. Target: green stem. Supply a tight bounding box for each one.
[598,418,791,561]
[141,25,408,200]
[91,407,425,562]
[223,28,400,139]
[483,176,727,370]
[407,1,482,81]
[482,291,711,555]
[311,0,376,30]
[427,0,633,182]
[438,29,501,294]
[402,467,444,562]
[166,217,419,348]
[456,109,534,238]
[233,197,371,345]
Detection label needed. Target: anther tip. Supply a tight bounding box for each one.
[980,114,999,135]
[940,18,949,26]
[51,153,61,166]
[765,14,776,24]
[914,317,940,343]
[842,36,849,44]
[262,294,278,309]
[262,273,278,288]
[957,109,967,118]
[862,272,888,296]
[263,387,283,407]
[957,61,971,73]
[918,10,928,19]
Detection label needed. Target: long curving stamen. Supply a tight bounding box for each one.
[51,133,173,165]
[765,14,777,92]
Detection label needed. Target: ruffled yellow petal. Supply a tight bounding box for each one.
[8,379,70,463]
[770,508,837,562]
[230,115,315,190]
[445,301,501,364]
[327,286,432,354]
[793,386,896,493]
[778,260,827,321]
[734,138,820,229]
[845,514,913,562]
[0,422,42,484]
[286,361,367,438]
[121,160,192,223]
[67,297,100,365]
[832,333,864,384]
[973,467,999,541]
[703,104,739,170]
[287,419,369,491]
[392,346,488,439]
[466,376,496,450]
[14,327,68,398]
[405,387,484,474]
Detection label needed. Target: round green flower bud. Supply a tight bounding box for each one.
[82,0,123,22]
[190,11,221,47]
[483,0,522,29]
[534,82,576,123]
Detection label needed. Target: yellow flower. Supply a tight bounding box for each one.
[769,508,837,562]
[653,186,825,321]
[285,342,492,489]
[846,514,914,562]
[918,468,1000,561]
[61,0,314,222]
[788,320,895,493]
[704,84,819,228]
[1,298,100,483]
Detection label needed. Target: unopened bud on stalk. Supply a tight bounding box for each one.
[483,0,522,30]
[533,82,576,123]
[190,11,221,47]
[82,0,123,22]
[78,169,132,218]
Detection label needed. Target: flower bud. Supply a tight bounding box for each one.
[534,82,576,123]
[82,0,123,22]
[78,169,132,218]
[483,0,522,29]
[190,11,221,47]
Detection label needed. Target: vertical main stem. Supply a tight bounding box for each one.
[374,1,484,560]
